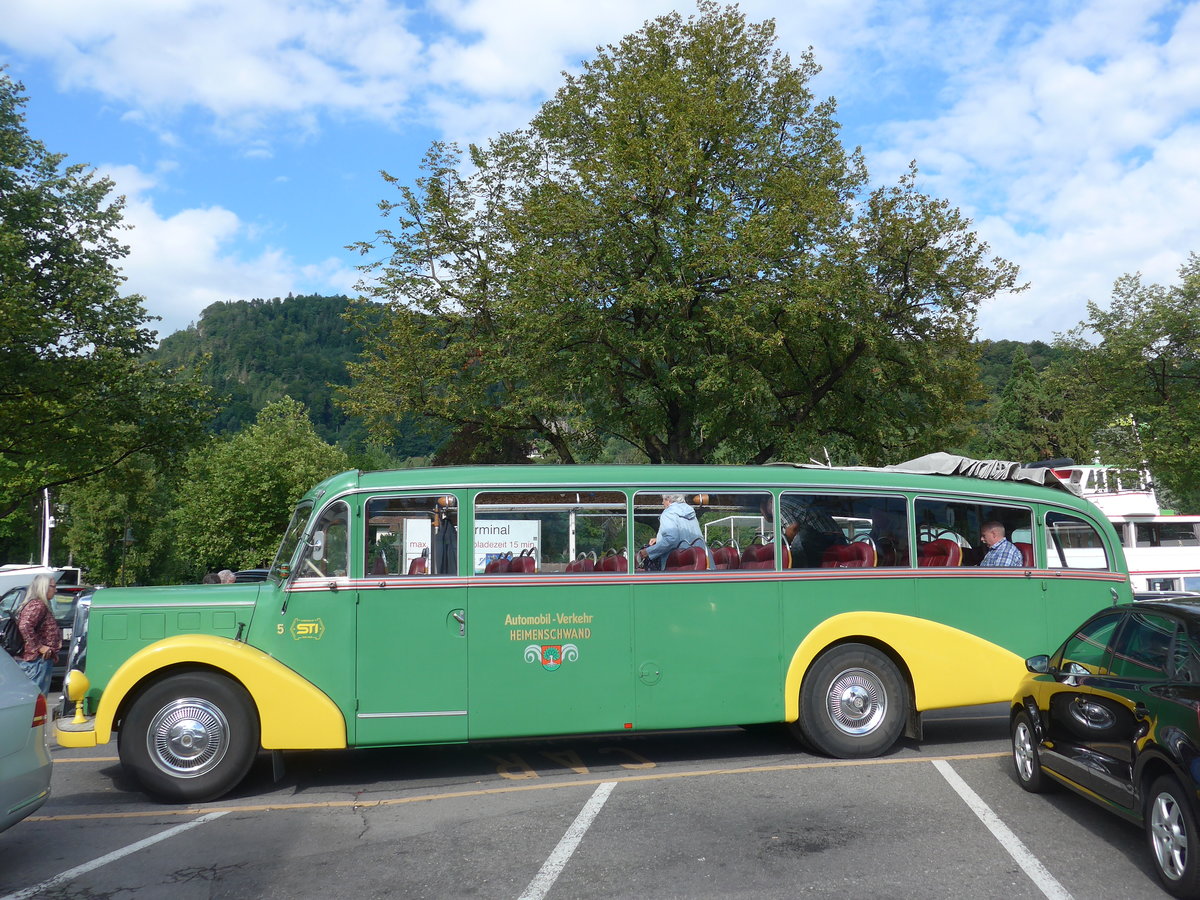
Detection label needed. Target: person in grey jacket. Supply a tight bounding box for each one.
[637,494,703,569]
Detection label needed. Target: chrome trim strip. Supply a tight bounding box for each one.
[92,601,258,609]
[356,710,468,719]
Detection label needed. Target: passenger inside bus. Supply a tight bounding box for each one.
[636,493,702,571]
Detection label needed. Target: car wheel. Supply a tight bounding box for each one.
[119,671,260,803]
[795,643,908,758]
[1011,710,1048,793]
[1146,774,1200,898]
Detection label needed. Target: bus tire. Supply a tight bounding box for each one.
[119,671,260,803]
[796,643,908,758]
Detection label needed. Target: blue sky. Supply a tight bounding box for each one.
[3,0,1198,342]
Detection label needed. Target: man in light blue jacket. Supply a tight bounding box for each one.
[637,494,703,570]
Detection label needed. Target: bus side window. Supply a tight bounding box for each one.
[634,491,771,572]
[475,490,626,574]
[1046,512,1110,570]
[913,499,1032,567]
[296,501,349,578]
[780,493,908,569]
[365,495,458,577]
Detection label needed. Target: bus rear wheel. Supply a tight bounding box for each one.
[795,643,908,758]
[119,671,260,803]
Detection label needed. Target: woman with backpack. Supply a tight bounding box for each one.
[15,574,62,695]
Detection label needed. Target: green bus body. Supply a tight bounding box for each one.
[57,463,1132,802]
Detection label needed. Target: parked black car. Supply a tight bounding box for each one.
[1011,599,1200,898]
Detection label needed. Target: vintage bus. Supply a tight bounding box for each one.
[56,458,1132,802]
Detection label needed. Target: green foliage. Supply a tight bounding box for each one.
[983,348,1091,463]
[59,454,180,585]
[0,71,213,521]
[1057,254,1200,510]
[975,340,1066,397]
[344,4,1019,466]
[169,398,351,575]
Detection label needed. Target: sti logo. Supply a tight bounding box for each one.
[290,618,325,640]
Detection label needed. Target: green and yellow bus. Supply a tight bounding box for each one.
[56,458,1132,802]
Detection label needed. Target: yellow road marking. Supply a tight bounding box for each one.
[31,751,1006,822]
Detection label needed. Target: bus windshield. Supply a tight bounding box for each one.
[270,501,313,580]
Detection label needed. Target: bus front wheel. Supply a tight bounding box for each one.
[119,671,260,803]
[795,643,908,758]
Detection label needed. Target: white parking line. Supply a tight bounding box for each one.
[932,760,1073,900]
[518,781,616,900]
[0,811,228,900]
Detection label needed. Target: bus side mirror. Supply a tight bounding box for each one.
[1025,654,1051,674]
[310,531,325,561]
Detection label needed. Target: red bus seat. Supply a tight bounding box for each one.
[821,543,877,568]
[712,545,741,570]
[740,542,775,570]
[1015,542,1034,567]
[407,556,428,575]
[598,552,626,573]
[918,539,963,567]
[485,555,511,574]
[665,546,708,571]
[508,554,536,574]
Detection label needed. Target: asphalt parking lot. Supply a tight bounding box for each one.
[0,704,1175,899]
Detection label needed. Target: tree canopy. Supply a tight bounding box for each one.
[170,398,351,574]
[0,71,212,520]
[344,3,1020,466]
[1057,254,1200,510]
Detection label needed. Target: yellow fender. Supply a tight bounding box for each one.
[784,611,1026,721]
[86,634,346,749]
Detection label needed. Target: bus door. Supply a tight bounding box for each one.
[913,498,1049,662]
[631,490,782,729]
[355,494,467,746]
[1042,510,1132,624]
[466,490,635,739]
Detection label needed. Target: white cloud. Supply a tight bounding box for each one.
[100,164,357,338]
[865,1,1200,340]
[3,0,424,130]
[8,0,1200,344]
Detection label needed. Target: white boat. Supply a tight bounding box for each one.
[1052,464,1200,592]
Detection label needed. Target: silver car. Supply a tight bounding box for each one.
[0,649,52,832]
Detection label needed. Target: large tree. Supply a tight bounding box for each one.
[1058,254,1200,510]
[0,72,212,520]
[344,4,1019,465]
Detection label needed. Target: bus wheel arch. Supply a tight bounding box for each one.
[791,639,913,759]
[117,666,261,803]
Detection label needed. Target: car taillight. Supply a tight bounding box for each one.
[32,693,47,728]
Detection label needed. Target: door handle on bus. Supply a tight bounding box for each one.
[452,609,465,637]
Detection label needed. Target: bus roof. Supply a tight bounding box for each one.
[301,454,1083,506]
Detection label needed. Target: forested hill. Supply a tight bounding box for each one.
[975,339,1067,396]
[150,294,438,458]
[151,293,1062,455]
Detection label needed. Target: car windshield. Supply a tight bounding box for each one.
[269,501,314,581]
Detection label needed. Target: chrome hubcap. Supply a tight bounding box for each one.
[1151,791,1189,881]
[826,667,886,735]
[146,698,230,778]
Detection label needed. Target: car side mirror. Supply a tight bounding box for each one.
[1025,654,1051,674]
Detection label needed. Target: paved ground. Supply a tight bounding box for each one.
[0,705,1171,899]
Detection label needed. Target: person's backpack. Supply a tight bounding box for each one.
[1,612,24,657]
